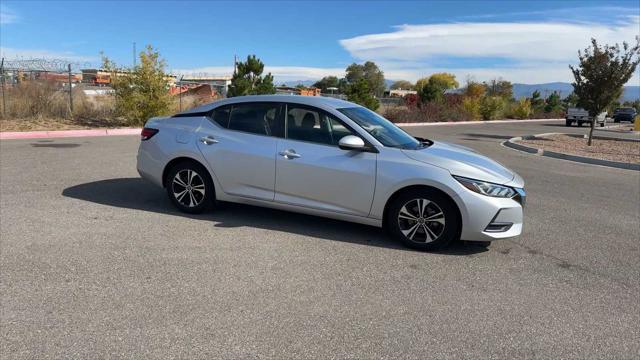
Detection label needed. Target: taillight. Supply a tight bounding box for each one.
[141,128,159,141]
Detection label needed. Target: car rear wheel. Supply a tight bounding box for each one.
[386,189,459,251]
[165,161,214,214]
[565,119,571,127]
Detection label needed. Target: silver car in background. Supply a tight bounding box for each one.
[137,95,525,250]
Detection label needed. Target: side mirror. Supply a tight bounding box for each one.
[338,135,366,151]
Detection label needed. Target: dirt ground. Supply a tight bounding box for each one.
[518,134,640,164]
[0,117,130,132]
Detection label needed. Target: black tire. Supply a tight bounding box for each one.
[165,161,214,214]
[565,119,571,127]
[577,121,583,127]
[386,189,460,251]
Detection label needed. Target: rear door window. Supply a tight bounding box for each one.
[210,105,231,128]
[228,102,284,137]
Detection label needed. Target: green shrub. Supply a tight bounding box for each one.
[103,45,173,126]
[462,97,481,120]
[479,96,504,120]
[512,98,532,119]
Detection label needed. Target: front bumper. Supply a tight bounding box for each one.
[455,186,525,242]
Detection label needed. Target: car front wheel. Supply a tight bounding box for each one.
[386,189,460,251]
[165,161,214,214]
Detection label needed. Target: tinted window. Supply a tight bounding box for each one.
[338,107,421,149]
[286,104,355,146]
[228,103,284,137]
[210,105,231,128]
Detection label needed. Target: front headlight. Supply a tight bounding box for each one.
[454,176,516,198]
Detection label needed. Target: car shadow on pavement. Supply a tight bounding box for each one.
[62,178,488,255]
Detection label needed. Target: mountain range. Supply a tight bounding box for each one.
[279,80,640,102]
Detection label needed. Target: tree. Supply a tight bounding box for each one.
[227,55,276,97]
[345,79,380,111]
[390,80,414,90]
[428,73,459,90]
[570,37,640,145]
[544,91,562,113]
[530,90,544,109]
[563,92,579,108]
[417,73,459,103]
[102,45,172,126]
[464,81,485,98]
[312,76,340,92]
[345,61,386,97]
[485,79,513,99]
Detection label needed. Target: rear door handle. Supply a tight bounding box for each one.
[199,136,218,145]
[279,149,301,159]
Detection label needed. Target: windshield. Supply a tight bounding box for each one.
[338,107,422,149]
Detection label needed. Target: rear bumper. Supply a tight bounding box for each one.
[136,144,165,188]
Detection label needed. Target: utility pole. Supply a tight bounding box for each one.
[233,54,237,74]
[133,42,137,68]
[0,58,6,118]
[67,63,74,115]
[179,75,184,112]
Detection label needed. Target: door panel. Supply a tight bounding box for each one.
[275,139,376,216]
[196,112,279,201]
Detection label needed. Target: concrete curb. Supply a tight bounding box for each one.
[396,118,563,127]
[0,128,141,140]
[502,133,640,171]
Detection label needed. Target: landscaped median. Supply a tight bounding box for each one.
[503,133,640,171]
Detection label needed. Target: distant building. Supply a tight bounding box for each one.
[81,69,177,87]
[275,86,321,96]
[388,89,417,97]
[177,76,232,96]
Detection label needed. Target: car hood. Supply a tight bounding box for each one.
[402,141,520,185]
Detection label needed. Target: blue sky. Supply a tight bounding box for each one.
[1,1,639,83]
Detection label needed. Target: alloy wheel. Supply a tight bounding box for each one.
[397,198,446,243]
[172,169,206,208]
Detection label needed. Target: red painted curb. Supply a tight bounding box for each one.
[0,128,141,140]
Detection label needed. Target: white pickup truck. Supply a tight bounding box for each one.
[565,107,606,127]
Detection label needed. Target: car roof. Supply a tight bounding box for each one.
[177,95,360,115]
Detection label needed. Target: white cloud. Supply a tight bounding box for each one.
[172,65,346,82]
[340,16,640,83]
[0,5,18,24]
[0,47,98,63]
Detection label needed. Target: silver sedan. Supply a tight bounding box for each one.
[137,95,525,250]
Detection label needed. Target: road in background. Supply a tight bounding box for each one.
[1,121,638,358]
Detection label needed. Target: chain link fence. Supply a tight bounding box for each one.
[0,58,96,121]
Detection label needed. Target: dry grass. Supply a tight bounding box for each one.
[518,134,640,164]
[0,82,220,131]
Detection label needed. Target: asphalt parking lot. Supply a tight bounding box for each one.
[1,120,639,358]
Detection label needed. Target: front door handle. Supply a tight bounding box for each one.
[279,149,301,159]
[199,136,218,145]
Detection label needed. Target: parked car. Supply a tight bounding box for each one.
[137,96,525,251]
[612,107,637,123]
[565,107,605,127]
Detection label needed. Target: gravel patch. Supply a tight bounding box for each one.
[517,134,640,164]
